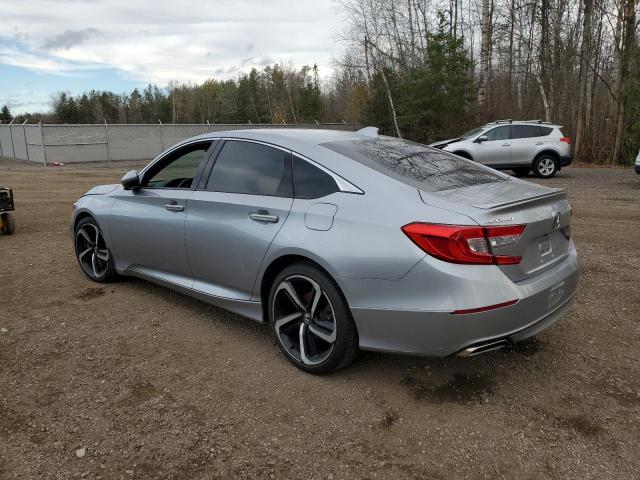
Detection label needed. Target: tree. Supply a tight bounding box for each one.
[611,0,637,164]
[395,15,474,141]
[299,65,324,122]
[574,0,594,161]
[478,0,491,109]
[0,105,12,123]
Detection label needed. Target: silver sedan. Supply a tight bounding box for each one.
[71,128,580,373]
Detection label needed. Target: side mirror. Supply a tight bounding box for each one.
[121,170,140,190]
[475,135,488,143]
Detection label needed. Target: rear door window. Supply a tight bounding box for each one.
[206,140,293,197]
[322,137,506,192]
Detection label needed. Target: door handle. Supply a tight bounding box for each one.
[501,143,510,147]
[164,202,184,212]
[249,211,279,223]
[535,141,543,145]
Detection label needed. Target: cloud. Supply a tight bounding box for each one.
[1,1,343,113]
[0,45,108,75]
[41,28,101,51]
[0,0,341,85]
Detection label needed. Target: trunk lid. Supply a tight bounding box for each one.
[419,179,572,282]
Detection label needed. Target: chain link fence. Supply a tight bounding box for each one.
[0,122,360,165]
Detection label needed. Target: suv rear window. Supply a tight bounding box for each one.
[511,125,553,138]
[322,137,505,192]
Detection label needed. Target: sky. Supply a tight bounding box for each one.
[0,0,343,114]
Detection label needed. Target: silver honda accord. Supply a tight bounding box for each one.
[71,127,580,373]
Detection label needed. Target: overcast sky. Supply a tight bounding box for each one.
[0,0,344,114]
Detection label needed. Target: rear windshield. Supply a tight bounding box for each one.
[321,137,506,192]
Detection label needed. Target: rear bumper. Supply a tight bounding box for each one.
[345,243,580,356]
[559,155,572,167]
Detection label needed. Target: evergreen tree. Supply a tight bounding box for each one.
[0,105,12,123]
[300,65,324,122]
[394,14,474,142]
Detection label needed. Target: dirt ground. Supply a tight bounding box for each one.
[0,159,639,480]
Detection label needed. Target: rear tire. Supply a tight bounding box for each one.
[512,167,530,177]
[268,262,358,374]
[1,213,15,235]
[533,155,558,178]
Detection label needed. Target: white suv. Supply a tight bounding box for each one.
[430,120,572,178]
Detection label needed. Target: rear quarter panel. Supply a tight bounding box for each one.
[254,177,478,302]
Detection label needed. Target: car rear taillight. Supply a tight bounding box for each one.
[560,137,571,144]
[401,223,525,265]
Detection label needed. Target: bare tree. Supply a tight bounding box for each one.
[575,0,594,160]
[478,0,492,109]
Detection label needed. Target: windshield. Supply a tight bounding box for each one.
[321,136,506,192]
[460,127,487,139]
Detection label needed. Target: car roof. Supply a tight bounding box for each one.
[191,128,367,146]
[483,121,562,128]
[178,128,384,185]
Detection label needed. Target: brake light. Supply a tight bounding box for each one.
[560,137,571,144]
[401,223,525,265]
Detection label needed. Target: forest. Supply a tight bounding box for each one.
[2,0,638,165]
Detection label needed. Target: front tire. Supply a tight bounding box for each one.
[533,155,558,178]
[268,262,358,374]
[74,217,117,283]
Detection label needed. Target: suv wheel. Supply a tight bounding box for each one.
[533,155,558,178]
[269,262,358,374]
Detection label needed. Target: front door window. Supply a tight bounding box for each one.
[143,143,212,189]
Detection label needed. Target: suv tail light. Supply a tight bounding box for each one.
[401,223,525,265]
[560,137,571,144]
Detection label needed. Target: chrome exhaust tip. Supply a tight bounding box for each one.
[456,339,509,357]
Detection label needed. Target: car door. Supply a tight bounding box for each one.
[109,140,215,288]
[510,125,546,165]
[473,125,511,166]
[185,139,294,300]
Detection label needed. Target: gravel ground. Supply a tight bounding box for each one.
[0,160,639,479]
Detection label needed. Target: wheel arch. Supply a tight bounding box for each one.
[73,210,95,231]
[534,149,560,164]
[257,253,348,324]
[452,150,473,160]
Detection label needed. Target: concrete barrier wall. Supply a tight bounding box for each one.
[25,125,44,164]
[11,126,28,160]
[0,123,359,164]
[0,126,14,158]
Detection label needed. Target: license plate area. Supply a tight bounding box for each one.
[539,236,552,257]
[548,281,566,309]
